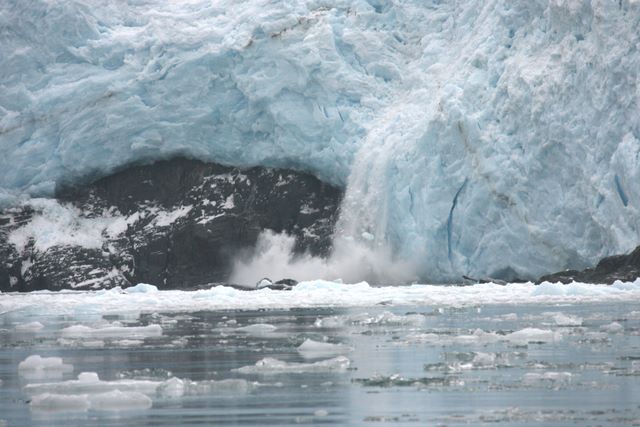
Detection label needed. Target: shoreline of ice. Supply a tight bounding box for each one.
[1,279,640,316]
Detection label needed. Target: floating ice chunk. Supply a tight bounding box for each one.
[15,321,44,332]
[18,355,73,380]
[406,328,560,347]
[582,332,609,343]
[125,283,158,294]
[600,322,624,333]
[114,340,144,347]
[88,390,152,411]
[25,371,253,401]
[30,393,89,412]
[360,311,425,326]
[78,372,100,383]
[551,313,583,327]
[156,378,185,398]
[30,390,152,413]
[181,379,255,396]
[297,339,353,359]
[523,372,572,385]
[58,338,105,348]
[61,324,162,339]
[505,328,561,346]
[316,311,424,328]
[235,323,277,336]
[25,372,160,396]
[234,356,350,374]
[471,352,497,367]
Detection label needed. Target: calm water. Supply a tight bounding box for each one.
[1,298,640,426]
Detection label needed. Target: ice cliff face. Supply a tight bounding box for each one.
[1,0,640,281]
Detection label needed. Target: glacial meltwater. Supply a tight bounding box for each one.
[1,281,640,426]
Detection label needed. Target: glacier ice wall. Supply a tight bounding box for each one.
[1,0,640,281]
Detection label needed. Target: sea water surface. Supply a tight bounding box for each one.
[1,280,640,426]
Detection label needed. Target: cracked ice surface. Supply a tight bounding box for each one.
[1,1,640,281]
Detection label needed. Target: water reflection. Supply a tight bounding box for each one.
[0,303,639,426]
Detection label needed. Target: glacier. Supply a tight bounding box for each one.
[1,0,640,282]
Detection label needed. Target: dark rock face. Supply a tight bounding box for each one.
[0,158,343,291]
[538,245,640,284]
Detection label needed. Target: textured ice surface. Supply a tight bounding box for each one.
[124,283,159,294]
[235,323,278,336]
[2,280,640,316]
[1,1,640,281]
[234,356,350,374]
[18,355,74,381]
[60,323,162,339]
[14,321,44,332]
[297,339,353,358]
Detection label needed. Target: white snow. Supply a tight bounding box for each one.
[2,1,639,281]
[8,199,125,253]
[152,206,192,228]
[1,280,640,316]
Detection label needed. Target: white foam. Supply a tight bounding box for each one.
[234,356,350,374]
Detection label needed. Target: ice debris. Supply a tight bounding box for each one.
[297,339,353,359]
[60,324,162,339]
[234,356,350,374]
[18,355,73,380]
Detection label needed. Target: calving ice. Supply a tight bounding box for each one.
[1,0,640,283]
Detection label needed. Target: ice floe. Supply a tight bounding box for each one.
[15,321,44,332]
[18,355,73,380]
[1,280,640,316]
[60,324,162,339]
[234,356,350,374]
[297,339,353,359]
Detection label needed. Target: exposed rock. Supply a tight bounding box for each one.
[0,158,342,291]
[537,245,640,285]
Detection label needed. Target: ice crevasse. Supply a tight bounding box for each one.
[0,0,639,282]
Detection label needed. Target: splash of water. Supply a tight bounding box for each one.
[229,230,418,286]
